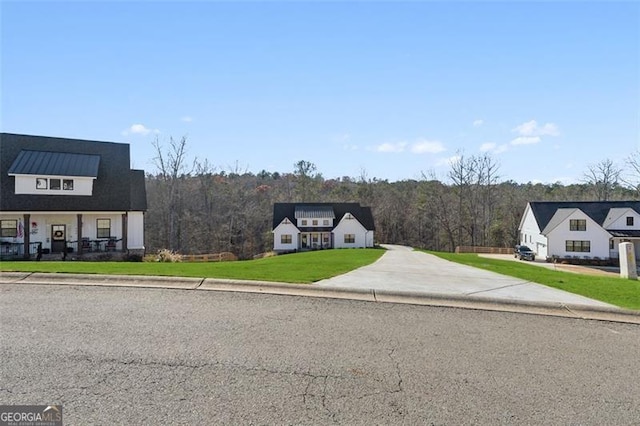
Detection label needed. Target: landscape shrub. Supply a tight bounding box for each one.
[156,249,182,263]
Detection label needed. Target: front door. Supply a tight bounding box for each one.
[51,225,66,253]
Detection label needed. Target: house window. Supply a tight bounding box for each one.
[323,234,330,244]
[281,234,292,244]
[1,220,17,237]
[63,179,74,190]
[566,240,590,252]
[97,219,111,239]
[627,217,634,226]
[312,220,318,226]
[50,178,61,190]
[301,220,307,226]
[569,219,586,231]
[36,178,48,189]
[610,240,615,250]
[323,219,329,226]
[344,234,355,244]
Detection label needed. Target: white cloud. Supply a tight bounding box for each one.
[410,140,446,154]
[512,120,560,137]
[122,123,159,136]
[376,139,445,154]
[436,155,461,167]
[473,119,484,127]
[376,142,407,153]
[181,116,194,123]
[511,136,541,145]
[479,142,496,152]
[480,142,509,154]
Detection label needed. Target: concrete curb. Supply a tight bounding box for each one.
[2,272,639,324]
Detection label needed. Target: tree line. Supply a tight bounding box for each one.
[145,137,640,259]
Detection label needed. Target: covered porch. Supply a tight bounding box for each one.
[299,231,333,250]
[0,212,133,260]
[609,232,640,261]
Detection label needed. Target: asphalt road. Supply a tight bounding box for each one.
[1,284,639,425]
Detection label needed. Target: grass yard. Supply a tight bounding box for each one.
[428,251,640,310]
[0,248,385,284]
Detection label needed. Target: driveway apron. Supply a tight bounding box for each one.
[315,245,613,307]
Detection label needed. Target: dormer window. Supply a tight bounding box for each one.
[8,150,99,196]
[627,217,634,226]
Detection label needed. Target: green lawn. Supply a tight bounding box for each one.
[427,251,640,310]
[0,249,385,284]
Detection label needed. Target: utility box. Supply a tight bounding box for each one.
[619,242,638,280]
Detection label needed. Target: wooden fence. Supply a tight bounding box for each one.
[455,246,513,255]
[181,252,238,262]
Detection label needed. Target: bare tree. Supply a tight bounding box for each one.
[151,136,191,251]
[623,150,640,199]
[582,158,622,201]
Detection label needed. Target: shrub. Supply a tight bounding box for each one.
[156,249,182,263]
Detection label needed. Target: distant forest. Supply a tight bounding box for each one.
[145,137,640,259]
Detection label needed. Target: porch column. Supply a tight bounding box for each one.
[122,213,128,251]
[77,214,83,255]
[23,214,30,259]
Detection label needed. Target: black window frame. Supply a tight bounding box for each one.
[281,234,292,244]
[49,178,61,190]
[96,218,111,239]
[627,216,634,226]
[0,220,17,238]
[344,234,355,244]
[565,240,591,252]
[569,219,586,231]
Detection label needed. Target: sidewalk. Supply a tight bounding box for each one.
[1,246,639,324]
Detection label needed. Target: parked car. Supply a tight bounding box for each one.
[514,245,535,261]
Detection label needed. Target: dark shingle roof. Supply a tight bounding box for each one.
[529,201,640,230]
[1,133,146,212]
[8,150,101,177]
[273,203,375,231]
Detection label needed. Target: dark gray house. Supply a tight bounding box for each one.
[1,133,147,258]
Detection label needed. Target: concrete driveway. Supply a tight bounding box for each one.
[316,245,613,307]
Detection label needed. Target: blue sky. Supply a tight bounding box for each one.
[2,1,639,184]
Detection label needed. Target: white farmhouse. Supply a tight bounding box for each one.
[1,133,147,259]
[518,201,640,261]
[272,203,375,252]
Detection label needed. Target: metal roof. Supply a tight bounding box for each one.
[8,150,100,177]
[609,230,640,238]
[294,205,336,219]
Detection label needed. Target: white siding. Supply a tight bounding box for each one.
[273,222,299,251]
[603,208,640,230]
[127,212,145,249]
[333,215,368,249]
[296,218,334,228]
[518,204,548,258]
[13,175,95,196]
[546,210,612,259]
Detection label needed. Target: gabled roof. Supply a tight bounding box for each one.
[273,202,375,231]
[8,150,101,177]
[540,208,578,235]
[1,133,146,212]
[529,201,640,231]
